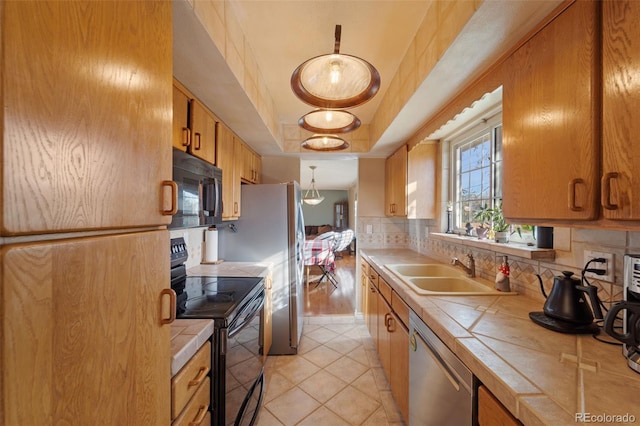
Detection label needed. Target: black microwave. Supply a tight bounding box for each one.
[169,148,223,229]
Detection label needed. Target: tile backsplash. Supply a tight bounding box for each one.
[170,226,207,269]
[357,215,633,307]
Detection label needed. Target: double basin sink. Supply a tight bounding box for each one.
[384,263,517,296]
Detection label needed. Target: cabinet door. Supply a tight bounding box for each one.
[233,137,244,216]
[385,146,408,217]
[1,231,172,425]
[390,313,409,424]
[602,0,640,219]
[478,385,520,426]
[189,100,217,165]
[216,122,240,220]
[366,282,378,344]
[1,0,173,235]
[377,293,392,379]
[393,146,408,217]
[407,143,437,219]
[360,270,369,320]
[385,156,395,216]
[173,83,191,151]
[502,1,599,221]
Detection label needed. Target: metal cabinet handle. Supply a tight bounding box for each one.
[601,172,619,210]
[189,405,208,426]
[188,367,208,387]
[194,133,201,150]
[161,181,178,215]
[160,288,176,325]
[568,178,585,212]
[409,332,417,351]
[182,127,191,147]
[234,202,239,214]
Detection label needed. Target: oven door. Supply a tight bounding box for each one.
[224,290,266,426]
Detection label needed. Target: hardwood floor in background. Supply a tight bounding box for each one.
[303,252,356,316]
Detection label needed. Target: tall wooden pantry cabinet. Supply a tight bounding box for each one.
[1,1,175,424]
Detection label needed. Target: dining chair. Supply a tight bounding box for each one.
[332,229,354,259]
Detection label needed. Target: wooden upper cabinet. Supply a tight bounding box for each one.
[173,83,191,151]
[216,122,241,220]
[189,99,217,165]
[407,142,438,219]
[1,1,173,235]
[240,142,261,184]
[602,0,640,219]
[385,145,408,217]
[502,0,599,221]
[1,231,172,425]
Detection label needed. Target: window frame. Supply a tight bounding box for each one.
[447,112,503,230]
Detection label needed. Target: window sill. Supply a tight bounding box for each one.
[429,232,555,261]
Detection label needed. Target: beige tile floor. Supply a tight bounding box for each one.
[256,316,405,426]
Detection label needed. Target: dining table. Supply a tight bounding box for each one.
[303,238,337,287]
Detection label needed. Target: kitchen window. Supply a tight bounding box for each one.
[449,113,502,229]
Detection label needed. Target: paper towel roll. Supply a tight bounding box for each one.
[204,228,218,263]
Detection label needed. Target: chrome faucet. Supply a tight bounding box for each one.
[451,254,476,278]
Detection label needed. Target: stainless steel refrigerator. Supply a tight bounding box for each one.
[219,182,305,355]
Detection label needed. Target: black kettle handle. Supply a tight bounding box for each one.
[604,301,640,346]
[575,284,603,320]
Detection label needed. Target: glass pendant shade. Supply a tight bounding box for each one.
[303,166,324,205]
[299,109,361,133]
[301,135,349,152]
[291,25,380,109]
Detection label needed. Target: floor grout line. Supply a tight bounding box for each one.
[257,316,405,426]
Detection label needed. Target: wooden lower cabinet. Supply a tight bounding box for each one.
[478,385,521,426]
[0,231,172,425]
[377,292,392,375]
[389,312,409,423]
[172,342,212,425]
[366,264,410,424]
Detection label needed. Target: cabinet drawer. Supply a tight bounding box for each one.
[173,376,211,426]
[172,342,211,420]
[378,277,392,303]
[391,291,410,328]
[368,268,379,287]
[361,260,369,277]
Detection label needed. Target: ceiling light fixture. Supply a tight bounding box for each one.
[301,135,350,152]
[291,24,381,109]
[298,109,361,134]
[303,166,325,205]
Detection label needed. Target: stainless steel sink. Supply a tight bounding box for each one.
[384,263,516,296]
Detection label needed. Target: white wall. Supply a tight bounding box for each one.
[261,156,300,184]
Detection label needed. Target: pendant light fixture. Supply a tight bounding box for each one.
[291,24,380,109]
[303,165,325,205]
[298,109,361,134]
[301,135,349,152]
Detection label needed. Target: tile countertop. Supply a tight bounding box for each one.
[170,319,214,376]
[170,262,270,376]
[361,249,640,426]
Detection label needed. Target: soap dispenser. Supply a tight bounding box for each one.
[495,256,511,292]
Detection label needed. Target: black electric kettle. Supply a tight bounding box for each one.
[529,271,603,333]
[604,301,640,346]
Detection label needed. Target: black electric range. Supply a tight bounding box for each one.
[170,237,266,426]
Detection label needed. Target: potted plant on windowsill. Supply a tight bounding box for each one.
[492,204,510,243]
[472,204,493,240]
[474,201,510,243]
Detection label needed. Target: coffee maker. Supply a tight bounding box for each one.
[604,254,640,374]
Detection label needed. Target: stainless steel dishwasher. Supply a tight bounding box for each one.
[409,310,475,425]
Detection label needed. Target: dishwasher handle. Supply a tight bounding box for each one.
[410,330,461,392]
